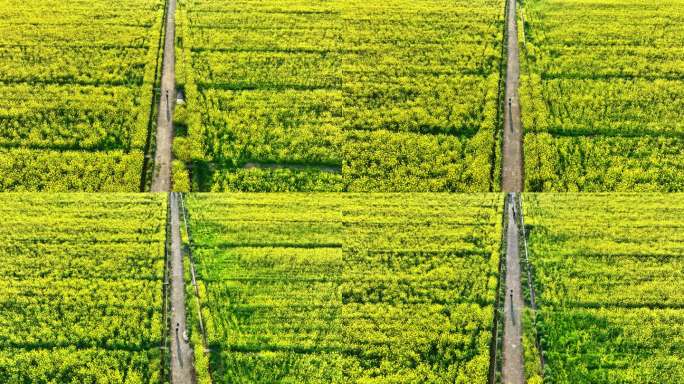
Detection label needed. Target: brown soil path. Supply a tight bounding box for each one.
[503,193,524,383]
[151,0,176,192]
[502,0,523,192]
[169,192,195,383]
[243,162,342,173]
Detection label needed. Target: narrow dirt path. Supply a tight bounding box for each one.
[503,193,524,384]
[169,192,195,383]
[502,0,523,192]
[243,162,342,173]
[151,0,177,192]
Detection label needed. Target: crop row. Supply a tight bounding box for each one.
[175,0,505,192]
[522,194,684,383]
[0,193,167,383]
[3,0,684,192]
[184,193,503,382]
[520,0,684,191]
[0,0,165,191]
[3,192,683,382]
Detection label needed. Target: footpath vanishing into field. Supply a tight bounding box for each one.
[503,194,524,383]
[500,7,527,379]
[151,0,177,192]
[150,0,192,381]
[169,192,195,382]
[502,0,524,192]
[501,0,527,373]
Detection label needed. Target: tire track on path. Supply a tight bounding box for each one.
[151,0,176,192]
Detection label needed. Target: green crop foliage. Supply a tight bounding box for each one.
[176,0,345,191]
[176,0,504,192]
[0,193,167,383]
[523,194,684,383]
[340,0,504,192]
[520,0,684,191]
[0,0,165,191]
[184,193,503,382]
[340,194,503,382]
